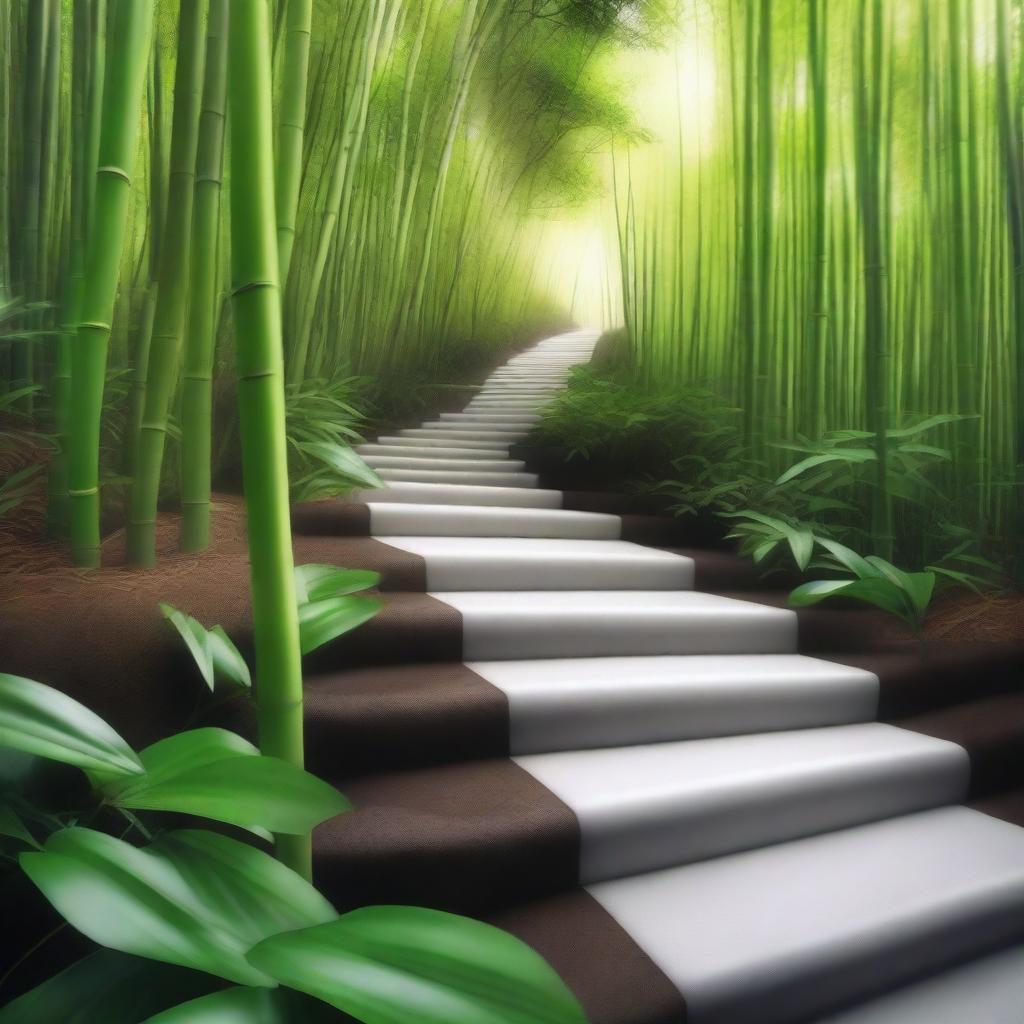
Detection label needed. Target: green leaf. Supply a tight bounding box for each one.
[247,905,588,1024]
[160,605,250,692]
[815,538,879,580]
[790,577,913,623]
[20,828,336,987]
[299,441,384,490]
[298,595,382,656]
[294,563,380,605]
[0,950,218,1024]
[105,729,349,834]
[885,413,977,439]
[0,673,143,778]
[776,449,875,485]
[0,800,39,847]
[141,987,341,1024]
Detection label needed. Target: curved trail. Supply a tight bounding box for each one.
[294,331,1024,1024]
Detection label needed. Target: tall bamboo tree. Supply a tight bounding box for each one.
[180,0,229,552]
[67,0,155,568]
[127,0,208,567]
[229,0,309,879]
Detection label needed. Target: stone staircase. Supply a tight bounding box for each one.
[289,330,1024,1023]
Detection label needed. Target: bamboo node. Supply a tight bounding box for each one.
[68,487,99,497]
[80,320,113,333]
[240,369,278,381]
[98,165,131,184]
[197,174,223,185]
[140,422,168,433]
[232,280,277,297]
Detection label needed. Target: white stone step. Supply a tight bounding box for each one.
[819,944,1024,1023]
[466,399,546,411]
[418,420,533,434]
[363,455,525,472]
[517,723,967,883]
[436,591,798,660]
[399,428,529,443]
[366,503,620,540]
[381,537,693,591]
[470,654,880,753]
[375,468,539,488]
[589,807,1024,1024]
[358,443,512,460]
[373,435,515,452]
[440,411,539,423]
[353,480,562,508]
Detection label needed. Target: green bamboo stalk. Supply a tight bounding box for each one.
[127,0,208,567]
[180,0,229,553]
[68,0,154,568]
[274,0,312,286]
[228,0,309,879]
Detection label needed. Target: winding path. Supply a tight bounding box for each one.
[293,331,1024,1024]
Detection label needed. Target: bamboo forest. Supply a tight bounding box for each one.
[2,1,1024,1022]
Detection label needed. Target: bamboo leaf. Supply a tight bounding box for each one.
[246,905,588,1024]
[298,441,384,491]
[298,595,382,655]
[20,828,336,986]
[105,729,349,834]
[0,674,143,778]
[294,564,380,605]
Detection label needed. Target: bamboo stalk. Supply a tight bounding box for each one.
[68,0,154,568]
[228,0,309,878]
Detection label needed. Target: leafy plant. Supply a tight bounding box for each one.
[160,604,251,693]
[0,676,586,1024]
[789,538,936,635]
[285,375,383,502]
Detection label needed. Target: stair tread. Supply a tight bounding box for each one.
[382,536,694,590]
[366,502,620,539]
[354,480,563,508]
[435,589,798,659]
[517,722,967,882]
[472,653,880,752]
[588,806,1024,1024]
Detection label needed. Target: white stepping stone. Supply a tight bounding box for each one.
[375,468,539,488]
[381,537,693,591]
[518,723,967,882]
[399,428,528,442]
[436,591,798,660]
[440,412,540,423]
[418,420,534,433]
[367,503,621,540]
[352,481,562,508]
[589,807,1024,1024]
[362,455,525,472]
[373,435,516,451]
[358,443,512,460]
[819,944,1024,1023]
[471,654,880,753]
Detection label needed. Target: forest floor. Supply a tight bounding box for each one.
[1,488,1022,643]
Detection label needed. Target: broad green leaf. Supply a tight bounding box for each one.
[20,827,335,987]
[788,579,856,606]
[113,749,350,835]
[0,673,143,778]
[0,801,39,847]
[815,538,879,580]
[752,539,779,563]
[142,986,341,1024]
[294,563,380,605]
[776,449,875,485]
[160,605,250,692]
[100,729,347,834]
[299,441,384,490]
[885,413,977,439]
[208,627,252,690]
[790,577,913,623]
[927,565,989,594]
[900,571,936,615]
[298,595,382,656]
[0,950,217,1024]
[247,905,588,1024]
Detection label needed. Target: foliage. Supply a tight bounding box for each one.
[0,677,586,1024]
[790,538,936,636]
[160,604,251,693]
